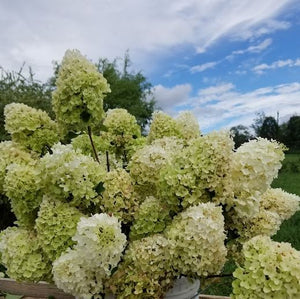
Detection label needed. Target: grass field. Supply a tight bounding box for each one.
[202,153,300,296]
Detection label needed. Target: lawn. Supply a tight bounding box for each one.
[202,153,300,296]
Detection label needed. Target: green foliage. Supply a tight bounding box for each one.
[230,125,253,148]
[259,116,279,140]
[0,67,53,141]
[97,53,156,130]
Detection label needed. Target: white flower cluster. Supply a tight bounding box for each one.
[165,203,227,277]
[232,236,300,299]
[175,111,201,140]
[260,188,300,221]
[52,214,126,298]
[4,103,59,154]
[231,138,286,218]
[39,144,106,208]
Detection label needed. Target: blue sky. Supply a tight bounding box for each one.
[1,0,300,132]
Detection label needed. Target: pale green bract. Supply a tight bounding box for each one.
[52,49,110,133]
[52,214,126,298]
[71,133,108,156]
[129,137,183,197]
[4,103,59,154]
[101,168,140,224]
[158,131,234,209]
[175,111,201,140]
[39,144,106,208]
[231,138,286,218]
[130,196,171,240]
[260,188,300,221]
[0,227,51,282]
[232,236,300,299]
[4,162,42,228]
[0,141,34,193]
[165,203,227,277]
[107,234,174,298]
[35,196,84,262]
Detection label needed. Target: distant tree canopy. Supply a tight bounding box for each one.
[96,53,155,130]
[0,67,53,141]
[233,113,300,151]
[230,125,253,149]
[259,116,279,140]
[0,53,156,141]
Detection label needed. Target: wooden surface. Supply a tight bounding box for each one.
[0,278,230,299]
[0,278,73,299]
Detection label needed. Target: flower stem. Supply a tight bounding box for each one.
[87,126,100,164]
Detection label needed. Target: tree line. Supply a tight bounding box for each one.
[230,112,300,151]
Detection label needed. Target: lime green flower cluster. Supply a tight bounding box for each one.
[35,196,84,262]
[107,235,174,298]
[101,168,139,224]
[129,137,183,198]
[147,111,181,143]
[103,109,141,146]
[231,138,286,218]
[175,111,200,140]
[71,133,107,156]
[232,236,300,299]
[0,141,33,193]
[4,163,42,228]
[0,227,51,282]
[4,103,59,154]
[52,214,126,297]
[147,111,200,144]
[130,196,171,240]
[39,144,106,208]
[165,203,227,277]
[52,49,110,133]
[159,131,234,209]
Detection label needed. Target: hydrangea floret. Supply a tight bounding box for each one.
[232,236,300,299]
[52,49,110,133]
[52,214,126,297]
[4,103,59,154]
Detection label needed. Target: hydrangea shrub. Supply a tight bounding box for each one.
[0,49,299,299]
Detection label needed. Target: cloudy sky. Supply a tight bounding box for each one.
[1,0,300,132]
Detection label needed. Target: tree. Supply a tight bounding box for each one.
[0,66,53,141]
[230,125,253,148]
[259,116,279,140]
[284,116,300,151]
[96,53,156,130]
[251,112,266,137]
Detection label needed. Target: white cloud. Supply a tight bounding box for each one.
[0,0,294,80]
[152,84,192,114]
[190,61,218,73]
[158,82,300,131]
[253,58,300,73]
[228,38,272,59]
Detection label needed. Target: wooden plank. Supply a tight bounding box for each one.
[0,278,74,299]
[0,278,231,299]
[199,295,230,299]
